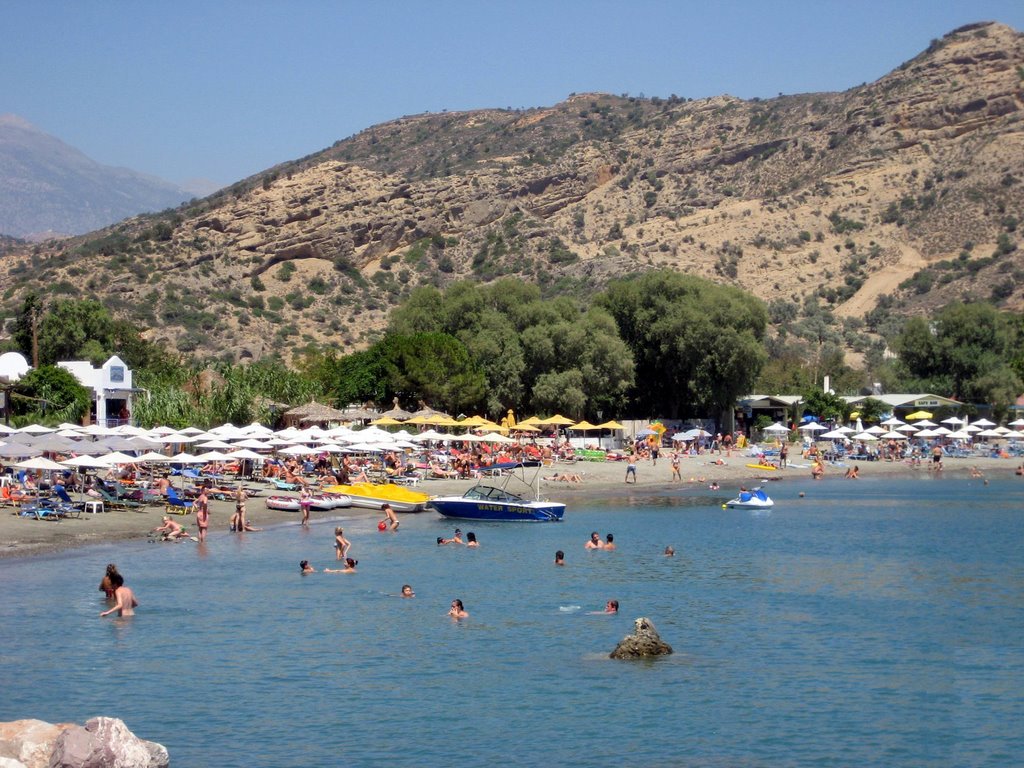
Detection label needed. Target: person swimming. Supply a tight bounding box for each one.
[300,560,315,574]
[324,558,358,574]
[448,599,468,619]
[554,550,565,566]
[585,531,604,550]
[400,584,415,598]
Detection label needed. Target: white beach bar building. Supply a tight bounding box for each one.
[58,355,135,427]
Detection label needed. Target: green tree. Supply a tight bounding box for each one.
[36,299,116,365]
[531,369,587,417]
[599,270,767,419]
[378,332,486,414]
[894,303,1023,407]
[11,365,91,426]
[802,388,848,423]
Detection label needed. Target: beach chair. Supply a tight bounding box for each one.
[52,486,85,518]
[95,486,146,511]
[165,486,194,515]
[18,499,69,521]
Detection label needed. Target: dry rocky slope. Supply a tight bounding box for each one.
[1,22,1023,363]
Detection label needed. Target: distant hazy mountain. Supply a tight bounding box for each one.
[0,114,192,238]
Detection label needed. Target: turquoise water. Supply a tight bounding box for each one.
[1,476,1023,767]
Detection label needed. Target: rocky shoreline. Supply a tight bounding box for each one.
[0,717,167,768]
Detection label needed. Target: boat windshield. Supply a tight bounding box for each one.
[463,485,526,503]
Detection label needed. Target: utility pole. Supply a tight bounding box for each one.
[30,305,39,369]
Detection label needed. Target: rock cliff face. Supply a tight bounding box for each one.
[0,717,168,768]
[1,22,1022,362]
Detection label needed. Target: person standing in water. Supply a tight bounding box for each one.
[99,573,138,617]
[98,563,120,599]
[195,488,210,543]
[381,503,399,531]
[299,487,312,528]
[448,599,468,619]
[334,527,351,560]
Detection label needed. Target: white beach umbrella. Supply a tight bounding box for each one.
[137,451,172,464]
[865,426,887,435]
[880,431,908,440]
[241,422,274,436]
[96,451,139,465]
[881,417,905,427]
[230,438,273,450]
[17,424,54,434]
[911,419,937,427]
[947,430,973,440]
[169,452,201,463]
[932,426,953,436]
[0,443,33,458]
[194,450,231,463]
[226,448,265,461]
[764,423,789,433]
[162,432,199,444]
[993,426,1013,435]
[961,424,982,433]
[975,429,1005,438]
[941,416,965,425]
[196,439,235,450]
[15,456,67,471]
[851,432,879,441]
[799,422,827,431]
[61,455,114,469]
[1008,418,1024,427]
[970,418,996,427]
[0,424,17,434]
[481,433,517,444]
[278,444,319,456]
[914,428,941,438]
[896,424,919,432]
[819,430,849,439]
[833,426,855,434]
[410,429,448,442]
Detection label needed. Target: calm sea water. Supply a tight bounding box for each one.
[1,475,1023,767]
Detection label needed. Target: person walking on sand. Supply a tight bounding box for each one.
[779,441,789,469]
[670,451,681,482]
[99,573,138,617]
[195,488,210,543]
[625,454,637,484]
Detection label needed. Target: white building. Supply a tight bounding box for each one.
[57,355,135,427]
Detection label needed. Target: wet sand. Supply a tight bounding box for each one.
[1,451,1017,558]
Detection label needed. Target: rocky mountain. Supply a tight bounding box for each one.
[0,115,192,238]
[1,21,1022,364]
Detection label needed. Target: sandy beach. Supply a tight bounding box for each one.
[1,450,1019,559]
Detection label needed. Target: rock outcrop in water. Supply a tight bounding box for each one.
[609,617,674,659]
[0,717,168,768]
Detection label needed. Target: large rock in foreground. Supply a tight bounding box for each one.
[609,617,674,659]
[0,718,167,768]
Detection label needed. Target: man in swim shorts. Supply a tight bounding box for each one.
[625,455,637,484]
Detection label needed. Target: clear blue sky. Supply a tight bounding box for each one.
[4,1,1023,188]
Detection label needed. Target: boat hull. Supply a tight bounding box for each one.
[429,497,565,522]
